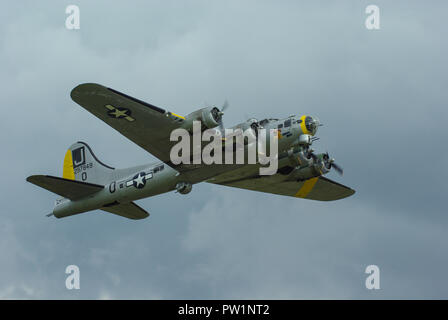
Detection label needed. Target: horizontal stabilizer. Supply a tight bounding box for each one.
[26,175,104,201]
[101,201,149,220]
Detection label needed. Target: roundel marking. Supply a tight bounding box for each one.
[132,172,146,189]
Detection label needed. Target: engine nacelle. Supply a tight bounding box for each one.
[289,153,331,181]
[229,118,259,145]
[289,165,321,181]
[176,182,192,194]
[182,107,221,132]
[285,146,313,167]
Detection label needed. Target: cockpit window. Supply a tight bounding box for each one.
[284,119,291,127]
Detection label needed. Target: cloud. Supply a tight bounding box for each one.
[182,186,448,299]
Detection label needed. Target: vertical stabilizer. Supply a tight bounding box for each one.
[62,141,115,185]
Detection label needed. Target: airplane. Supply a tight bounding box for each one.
[26,83,355,220]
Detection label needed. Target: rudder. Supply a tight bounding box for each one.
[63,141,115,185]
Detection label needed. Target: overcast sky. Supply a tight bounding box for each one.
[0,0,447,299]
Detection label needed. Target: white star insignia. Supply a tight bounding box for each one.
[134,173,145,187]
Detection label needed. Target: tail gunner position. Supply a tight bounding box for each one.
[27,83,355,220]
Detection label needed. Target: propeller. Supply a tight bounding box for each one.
[217,100,229,134]
[324,152,343,176]
[331,162,344,176]
[308,150,344,176]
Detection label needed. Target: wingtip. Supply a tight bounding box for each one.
[26,174,43,183]
[70,83,106,101]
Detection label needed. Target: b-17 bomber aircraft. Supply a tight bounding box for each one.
[27,83,355,220]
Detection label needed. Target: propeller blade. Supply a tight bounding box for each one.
[216,100,229,135]
[221,99,229,112]
[331,162,344,176]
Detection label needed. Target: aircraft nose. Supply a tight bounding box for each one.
[307,116,320,134]
[300,115,320,136]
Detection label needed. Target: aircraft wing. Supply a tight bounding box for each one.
[208,174,355,201]
[70,83,246,181]
[71,83,186,165]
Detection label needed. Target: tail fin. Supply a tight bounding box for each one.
[63,141,115,185]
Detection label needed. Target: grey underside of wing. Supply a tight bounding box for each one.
[70,83,181,163]
[101,202,149,220]
[26,175,103,201]
[208,170,355,201]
